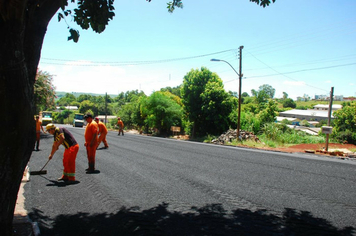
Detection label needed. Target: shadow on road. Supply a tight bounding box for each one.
[28,203,354,236]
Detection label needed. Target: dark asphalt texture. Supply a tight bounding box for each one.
[24,125,356,235]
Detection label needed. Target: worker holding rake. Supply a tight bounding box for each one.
[95,117,109,149]
[46,124,79,183]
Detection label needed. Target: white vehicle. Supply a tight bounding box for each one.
[41,111,53,126]
[73,113,84,127]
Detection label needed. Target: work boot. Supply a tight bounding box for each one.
[86,163,95,173]
[58,176,68,181]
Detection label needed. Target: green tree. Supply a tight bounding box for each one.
[251,84,276,104]
[56,93,77,106]
[200,81,234,135]
[283,92,288,99]
[0,1,274,234]
[77,94,94,103]
[160,85,182,98]
[79,100,99,117]
[141,91,183,134]
[332,102,356,144]
[117,93,147,129]
[34,70,56,114]
[56,109,73,124]
[282,98,296,108]
[181,67,233,137]
[258,100,278,125]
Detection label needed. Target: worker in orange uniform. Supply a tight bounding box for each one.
[95,117,109,149]
[84,113,99,173]
[46,123,79,183]
[117,117,124,136]
[35,115,45,151]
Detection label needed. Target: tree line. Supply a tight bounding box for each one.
[35,68,356,144]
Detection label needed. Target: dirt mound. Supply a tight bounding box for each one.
[263,143,356,157]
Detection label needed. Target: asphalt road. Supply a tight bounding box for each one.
[24,125,356,235]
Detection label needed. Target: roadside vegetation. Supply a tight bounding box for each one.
[35,70,356,147]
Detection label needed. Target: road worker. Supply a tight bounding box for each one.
[95,117,109,149]
[84,113,99,173]
[117,117,124,136]
[46,123,79,183]
[35,115,45,151]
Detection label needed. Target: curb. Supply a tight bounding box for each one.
[13,166,39,236]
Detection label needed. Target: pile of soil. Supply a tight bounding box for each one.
[254,143,356,157]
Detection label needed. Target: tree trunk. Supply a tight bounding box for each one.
[0,18,35,236]
[0,1,61,235]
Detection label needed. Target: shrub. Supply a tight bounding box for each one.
[334,130,356,145]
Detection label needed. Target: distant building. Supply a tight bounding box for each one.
[278,104,342,122]
[334,95,343,101]
[314,95,328,100]
[56,106,78,110]
[344,97,356,101]
[313,104,342,111]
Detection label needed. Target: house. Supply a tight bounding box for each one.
[313,104,342,111]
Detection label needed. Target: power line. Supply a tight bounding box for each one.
[247,62,356,79]
[40,49,236,66]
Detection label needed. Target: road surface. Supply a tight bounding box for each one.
[24,125,356,235]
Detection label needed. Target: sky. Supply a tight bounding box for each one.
[39,0,356,100]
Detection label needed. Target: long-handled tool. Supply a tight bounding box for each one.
[30,159,50,175]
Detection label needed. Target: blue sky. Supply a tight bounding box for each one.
[39,0,356,100]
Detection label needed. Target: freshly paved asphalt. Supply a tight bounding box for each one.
[23,125,356,235]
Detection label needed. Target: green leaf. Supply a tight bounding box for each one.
[68,28,80,43]
[58,13,63,22]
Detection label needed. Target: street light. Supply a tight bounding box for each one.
[210,46,243,141]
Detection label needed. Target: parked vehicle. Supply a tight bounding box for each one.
[73,113,84,127]
[41,111,53,126]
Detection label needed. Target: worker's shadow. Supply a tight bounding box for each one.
[85,170,100,174]
[40,176,80,187]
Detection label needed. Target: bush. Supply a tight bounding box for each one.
[260,122,324,145]
[334,130,356,145]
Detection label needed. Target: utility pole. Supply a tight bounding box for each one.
[325,87,334,151]
[237,46,244,140]
[105,92,108,125]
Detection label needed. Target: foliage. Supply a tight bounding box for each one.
[282,98,296,108]
[56,93,77,106]
[258,100,278,125]
[200,81,234,135]
[34,70,56,113]
[332,102,356,144]
[79,100,98,116]
[281,119,292,125]
[55,109,73,124]
[141,91,183,135]
[240,112,261,134]
[116,92,147,129]
[181,67,233,137]
[251,84,276,104]
[300,119,310,127]
[160,85,182,98]
[260,123,324,146]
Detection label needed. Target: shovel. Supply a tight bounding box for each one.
[30,159,50,175]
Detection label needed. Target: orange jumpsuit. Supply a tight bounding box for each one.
[85,120,98,171]
[97,121,108,148]
[35,118,43,150]
[117,119,124,135]
[53,127,79,181]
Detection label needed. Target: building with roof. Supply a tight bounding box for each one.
[278,104,342,122]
